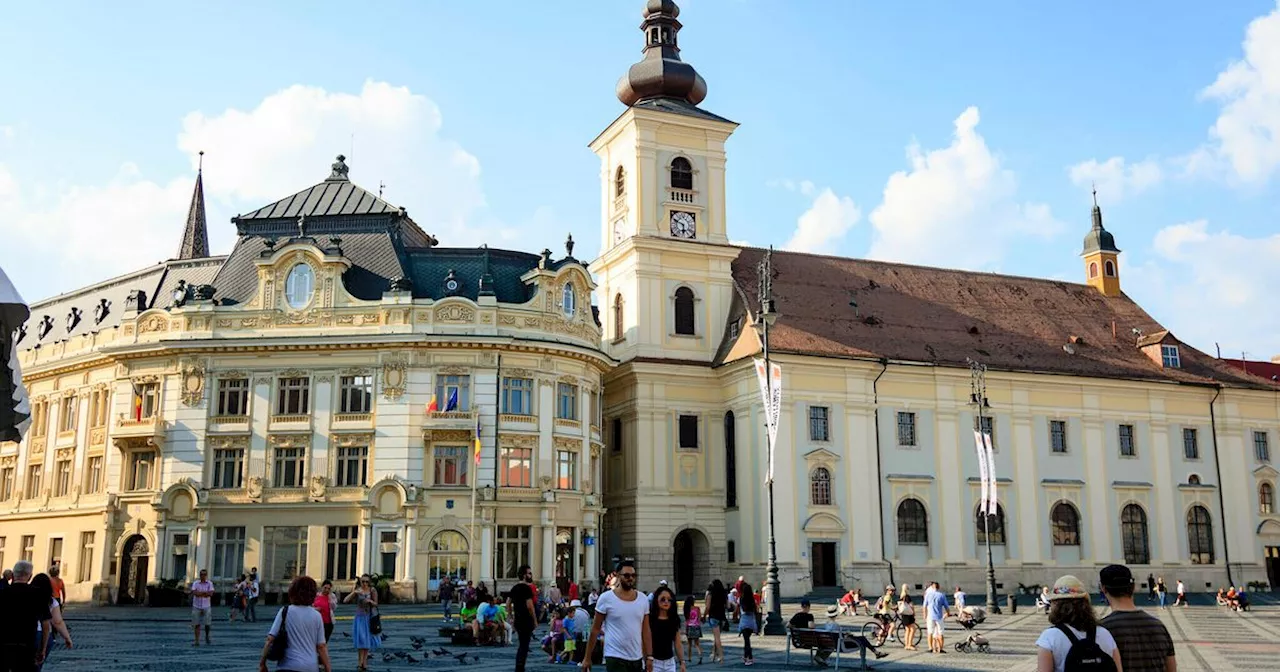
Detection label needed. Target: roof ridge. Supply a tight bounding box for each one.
[27,257,227,307]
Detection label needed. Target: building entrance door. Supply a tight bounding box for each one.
[1266,546,1280,592]
[810,542,837,587]
[117,535,150,605]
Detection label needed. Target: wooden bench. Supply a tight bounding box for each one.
[786,629,842,669]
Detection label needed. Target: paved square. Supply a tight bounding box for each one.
[52,603,1279,672]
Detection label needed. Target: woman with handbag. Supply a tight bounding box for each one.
[343,574,382,671]
[259,575,330,672]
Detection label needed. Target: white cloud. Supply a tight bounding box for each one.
[1197,2,1280,183]
[782,187,860,254]
[1067,156,1163,201]
[0,126,13,140]
[2,81,534,300]
[1127,220,1280,355]
[867,106,1060,269]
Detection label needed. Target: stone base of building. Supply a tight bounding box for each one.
[388,580,419,603]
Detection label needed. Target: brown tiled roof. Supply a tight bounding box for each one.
[1220,358,1280,386]
[726,247,1270,389]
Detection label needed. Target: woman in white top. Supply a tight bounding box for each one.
[259,575,331,672]
[1034,575,1123,672]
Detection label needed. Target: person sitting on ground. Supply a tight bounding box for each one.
[838,590,856,616]
[1234,586,1249,612]
[1215,588,1228,606]
[1225,586,1238,610]
[1035,586,1052,613]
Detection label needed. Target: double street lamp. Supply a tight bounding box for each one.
[752,248,785,636]
[968,360,1001,614]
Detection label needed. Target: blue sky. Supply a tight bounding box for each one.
[3,1,1279,358]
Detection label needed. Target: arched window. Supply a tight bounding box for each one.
[724,412,737,509]
[674,286,695,335]
[428,530,470,582]
[975,503,1006,544]
[1187,505,1214,564]
[1188,474,1201,485]
[1261,482,1275,515]
[810,467,832,506]
[614,166,626,198]
[1050,501,1081,546]
[897,498,928,545]
[1105,259,1116,277]
[612,294,624,341]
[1089,262,1099,278]
[670,157,693,190]
[1121,504,1150,565]
[562,283,576,316]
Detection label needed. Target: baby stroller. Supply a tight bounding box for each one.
[953,608,990,653]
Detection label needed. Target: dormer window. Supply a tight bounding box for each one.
[37,316,53,339]
[94,299,110,324]
[670,157,693,190]
[562,283,576,316]
[65,307,82,333]
[1161,344,1181,368]
[284,263,314,309]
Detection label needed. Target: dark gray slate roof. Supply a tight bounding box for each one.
[236,179,400,221]
[631,97,735,125]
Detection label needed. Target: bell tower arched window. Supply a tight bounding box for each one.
[1089,262,1099,278]
[614,166,626,199]
[1261,482,1275,515]
[810,467,832,506]
[1105,259,1116,277]
[670,157,693,190]
[612,294,624,341]
[673,287,695,335]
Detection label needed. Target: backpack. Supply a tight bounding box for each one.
[1057,625,1116,672]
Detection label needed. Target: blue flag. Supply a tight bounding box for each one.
[445,387,459,412]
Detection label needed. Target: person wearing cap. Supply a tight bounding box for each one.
[1099,565,1175,672]
[1033,575,1121,672]
[813,604,888,667]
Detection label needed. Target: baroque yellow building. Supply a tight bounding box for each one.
[2,155,609,604]
[593,0,1280,598]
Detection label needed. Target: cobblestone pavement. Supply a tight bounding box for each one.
[45,602,1280,672]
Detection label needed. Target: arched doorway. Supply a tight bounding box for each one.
[672,528,711,596]
[428,530,469,594]
[117,535,150,605]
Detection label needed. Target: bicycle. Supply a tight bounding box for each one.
[860,613,921,648]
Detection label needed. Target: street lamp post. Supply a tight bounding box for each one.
[969,360,1001,615]
[753,248,785,636]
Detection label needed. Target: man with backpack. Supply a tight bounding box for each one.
[1099,565,1176,672]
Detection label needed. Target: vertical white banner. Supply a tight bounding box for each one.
[973,430,990,515]
[755,359,783,485]
[983,431,998,514]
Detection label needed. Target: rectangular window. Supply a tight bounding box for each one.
[339,375,373,414]
[1183,428,1200,460]
[1255,431,1271,463]
[379,530,398,577]
[1119,424,1136,457]
[557,383,579,421]
[21,535,34,562]
[325,526,358,581]
[433,445,468,486]
[501,446,533,487]
[128,451,155,490]
[555,450,577,490]
[212,527,245,579]
[78,532,95,582]
[897,412,917,447]
[678,414,699,450]
[263,527,308,582]
[276,377,310,415]
[809,406,830,442]
[1161,344,1181,368]
[58,396,77,433]
[974,416,995,449]
[88,389,109,428]
[273,447,305,487]
[134,383,160,419]
[171,533,189,582]
[1050,420,1068,453]
[0,466,14,501]
[31,400,47,437]
[335,446,369,487]
[53,458,72,497]
[611,418,623,453]
[502,378,534,415]
[84,456,103,494]
[0,537,5,571]
[24,465,42,499]
[212,448,245,489]
[496,525,531,579]
[48,537,63,569]
[435,375,471,412]
[215,378,249,417]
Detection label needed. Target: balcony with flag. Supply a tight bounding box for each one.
[422,385,477,432]
[113,381,167,447]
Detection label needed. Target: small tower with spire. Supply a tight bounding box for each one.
[1081,186,1121,297]
[177,151,210,259]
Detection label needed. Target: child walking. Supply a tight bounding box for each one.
[683,595,704,665]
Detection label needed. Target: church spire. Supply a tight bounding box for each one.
[177,151,209,259]
[616,0,708,107]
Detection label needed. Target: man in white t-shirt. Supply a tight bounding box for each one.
[581,561,652,672]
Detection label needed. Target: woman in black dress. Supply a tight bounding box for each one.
[702,580,728,664]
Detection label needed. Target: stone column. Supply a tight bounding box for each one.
[1081,415,1112,562]
[357,522,372,575]
[585,525,599,587]
[402,523,416,581]
[541,509,556,586]
[480,524,494,585]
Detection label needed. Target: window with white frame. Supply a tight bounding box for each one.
[1259,482,1274,515]
[496,525,530,579]
[1050,420,1068,453]
[1183,428,1200,460]
[24,465,42,499]
[435,375,471,412]
[1161,344,1181,368]
[433,446,468,486]
[339,375,373,414]
[127,451,155,491]
[897,412,917,446]
[502,377,533,415]
[325,525,358,581]
[0,466,13,501]
[276,376,310,415]
[557,383,579,421]
[555,450,577,490]
[273,447,305,487]
[810,467,832,506]
[212,526,245,579]
[58,396,77,433]
[335,445,369,487]
[1119,424,1136,457]
[21,535,34,562]
[263,526,308,582]
[562,283,576,316]
[133,382,160,419]
[84,456,102,494]
[77,531,95,582]
[216,378,249,417]
[88,388,109,428]
[53,458,71,497]
[1254,431,1271,463]
[501,445,533,487]
[809,406,830,442]
[212,448,244,489]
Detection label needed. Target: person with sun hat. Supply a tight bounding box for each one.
[1033,576,1122,672]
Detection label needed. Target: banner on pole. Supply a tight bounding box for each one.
[983,431,997,514]
[973,430,990,515]
[755,359,783,484]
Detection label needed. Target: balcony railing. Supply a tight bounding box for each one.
[500,413,536,424]
[114,415,167,444]
[271,414,310,424]
[668,188,696,204]
[210,415,250,427]
[554,418,582,430]
[333,412,374,424]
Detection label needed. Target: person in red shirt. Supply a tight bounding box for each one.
[568,582,580,602]
[313,579,337,642]
[48,565,66,607]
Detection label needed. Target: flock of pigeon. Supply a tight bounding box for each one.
[347,632,486,669]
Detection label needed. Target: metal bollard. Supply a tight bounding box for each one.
[1007,595,1017,614]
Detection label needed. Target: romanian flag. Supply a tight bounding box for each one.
[131,382,143,421]
[425,395,439,414]
[473,414,482,465]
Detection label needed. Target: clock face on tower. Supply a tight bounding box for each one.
[670,211,696,239]
[613,219,626,245]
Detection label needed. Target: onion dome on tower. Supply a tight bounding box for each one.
[616,0,708,107]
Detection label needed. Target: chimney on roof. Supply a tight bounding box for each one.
[177,151,210,259]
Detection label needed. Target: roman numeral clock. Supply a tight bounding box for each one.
[670,211,696,239]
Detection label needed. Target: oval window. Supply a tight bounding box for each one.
[284,263,315,309]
